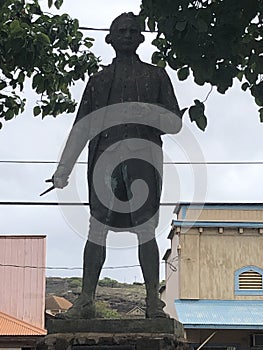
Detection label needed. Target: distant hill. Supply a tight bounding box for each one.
[46,277,146,316]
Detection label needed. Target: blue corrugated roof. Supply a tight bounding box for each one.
[175,300,263,329]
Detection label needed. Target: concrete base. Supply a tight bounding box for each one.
[37,318,189,350]
[47,318,184,336]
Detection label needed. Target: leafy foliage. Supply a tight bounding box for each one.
[95,300,120,318]
[98,277,121,288]
[2,0,262,132]
[140,0,263,130]
[67,277,82,289]
[0,0,99,129]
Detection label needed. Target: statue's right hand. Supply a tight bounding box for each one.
[52,166,69,189]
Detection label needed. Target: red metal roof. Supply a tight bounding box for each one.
[0,311,46,336]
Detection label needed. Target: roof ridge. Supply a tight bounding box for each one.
[46,294,72,309]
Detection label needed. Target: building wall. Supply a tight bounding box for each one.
[0,236,46,329]
[163,235,180,318]
[178,207,263,222]
[186,329,258,350]
[178,227,263,300]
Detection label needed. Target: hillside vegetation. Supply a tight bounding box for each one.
[46,277,146,317]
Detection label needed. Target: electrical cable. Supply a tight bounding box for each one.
[0,262,165,270]
[78,26,157,33]
[2,160,263,165]
[0,201,187,206]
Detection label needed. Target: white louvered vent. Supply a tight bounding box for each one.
[239,270,263,290]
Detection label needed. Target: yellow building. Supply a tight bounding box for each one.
[161,203,263,350]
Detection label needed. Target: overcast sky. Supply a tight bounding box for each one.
[1,0,263,283]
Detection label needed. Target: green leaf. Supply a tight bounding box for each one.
[48,0,53,8]
[5,109,14,121]
[32,4,42,15]
[73,19,79,31]
[10,19,20,32]
[84,40,93,49]
[251,83,263,104]
[189,101,207,131]
[196,19,208,33]
[236,71,243,82]
[259,108,263,123]
[177,67,190,81]
[157,59,166,68]
[152,51,162,65]
[242,34,253,44]
[241,81,250,91]
[0,81,7,90]
[245,68,257,84]
[196,115,207,131]
[35,80,45,94]
[37,33,51,45]
[194,99,204,108]
[0,122,2,129]
[54,0,63,9]
[175,21,186,32]
[67,104,76,113]
[152,38,160,47]
[5,71,13,80]
[147,17,156,32]
[32,74,42,90]
[189,105,199,122]
[255,98,263,107]
[33,106,41,117]
[6,98,14,108]
[167,53,180,70]
[17,72,25,84]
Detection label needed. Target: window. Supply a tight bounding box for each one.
[235,266,263,295]
[252,334,263,347]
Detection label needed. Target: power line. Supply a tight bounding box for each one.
[0,262,165,270]
[0,201,178,206]
[2,160,263,165]
[79,26,157,33]
[79,26,109,32]
[163,161,263,165]
[0,160,59,164]
[0,201,89,206]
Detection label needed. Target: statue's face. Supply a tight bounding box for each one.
[108,17,143,54]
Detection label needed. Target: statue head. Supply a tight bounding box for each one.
[106,12,145,55]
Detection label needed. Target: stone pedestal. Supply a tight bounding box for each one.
[37,319,189,350]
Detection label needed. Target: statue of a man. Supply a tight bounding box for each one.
[52,12,182,319]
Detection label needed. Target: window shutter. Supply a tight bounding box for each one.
[239,270,263,290]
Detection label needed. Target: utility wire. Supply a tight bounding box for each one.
[0,201,178,206]
[0,262,165,270]
[2,160,263,165]
[79,26,109,32]
[79,26,157,33]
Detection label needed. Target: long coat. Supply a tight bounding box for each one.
[72,56,182,230]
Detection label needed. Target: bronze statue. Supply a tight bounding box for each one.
[51,12,182,319]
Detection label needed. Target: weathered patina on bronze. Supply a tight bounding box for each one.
[51,12,182,319]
